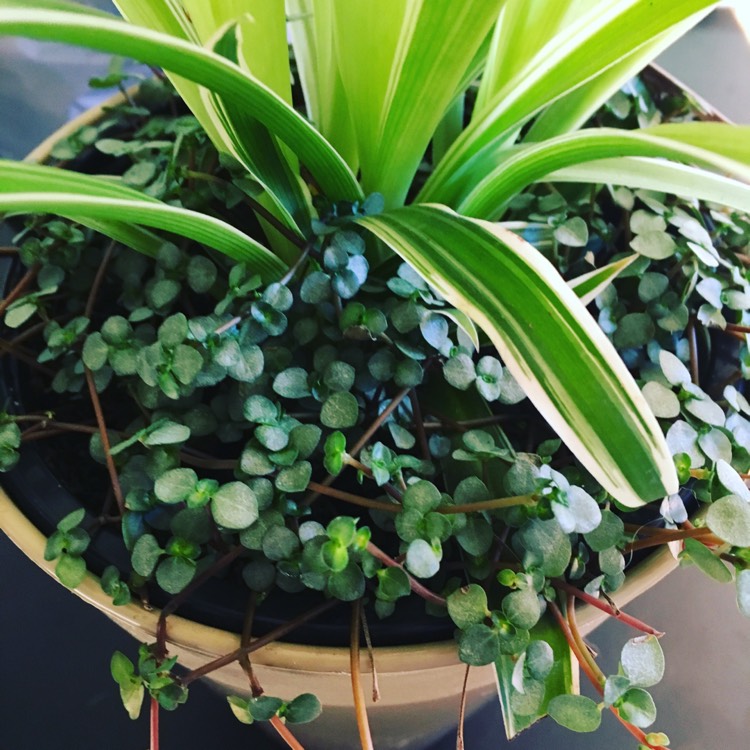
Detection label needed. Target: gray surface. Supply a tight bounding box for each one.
[2,8,750,750]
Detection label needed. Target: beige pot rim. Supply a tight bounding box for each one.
[1,86,680,679]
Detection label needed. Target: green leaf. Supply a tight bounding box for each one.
[503,588,542,630]
[155,468,198,504]
[111,651,144,720]
[330,0,500,206]
[273,367,311,399]
[584,509,625,552]
[706,495,750,547]
[620,635,665,688]
[405,538,440,578]
[0,6,361,206]
[320,391,359,429]
[447,584,489,630]
[458,623,501,666]
[549,158,750,218]
[358,206,676,507]
[131,533,163,577]
[0,162,284,273]
[517,519,571,578]
[275,462,312,494]
[144,421,191,446]
[283,693,322,725]
[326,561,365,601]
[524,640,554,682]
[156,555,196,594]
[227,695,253,725]
[212,482,259,530]
[547,694,602,733]
[376,567,411,602]
[443,353,477,390]
[617,687,657,728]
[456,126,750,219]
[681,537,732,583]
[423,0,719,205]
[56,552,87,588]
[495,612,576,739]
[263,525,300,562]
[57,507,86,532]
[402,480,442,514]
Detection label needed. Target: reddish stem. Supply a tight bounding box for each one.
[549,600,668,750]
[0,262,40,316]
[181,599,339,686]
[552,580,664,637]
[150,697,159,750]
[306,480,400,513]
[365,541,446,608]
[350,600,375,750]
[85,367,125,516]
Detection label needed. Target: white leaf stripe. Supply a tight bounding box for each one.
[548,158,750,215]
[569,255,638,306]
[0,193,284,275]
[457,127,750,218]
[0,6,362,205]
[420,0,718,206]
[358,205,677,506]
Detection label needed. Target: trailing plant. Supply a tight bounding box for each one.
[1,1,750,749]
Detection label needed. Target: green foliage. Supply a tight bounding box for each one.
[547,695,602,733]
[4,3,750,746]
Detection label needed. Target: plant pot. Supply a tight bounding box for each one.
[0,87,682,750]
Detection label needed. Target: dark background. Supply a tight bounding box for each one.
[2,6,750,749]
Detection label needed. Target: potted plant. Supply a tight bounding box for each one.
[1,1,750,748]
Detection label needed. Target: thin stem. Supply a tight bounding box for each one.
[244,194,307,250]
[349,386,412,458]
[687,318,700,385]
[548,599,603,693]
[85,367,125,516]
[456,664,471,750]
[343,457,403,501]
[422,413,510,432]
[279,243,313,286]
[725,322,750,334]
[623,523,713,539]
[85,239,116,317]
[184,170,306,250]
[0,339,55,376]
[239,592,262,694]
[566,595,605,689]
[409,388,430,461]
[350,600,375,750]
[238,595,307,750]
[366,541,446,608]
[181,599,339,686]
[150,697,160,750]
[0,262,40,317]
[552,579,664,637]
[269,717,306,750]
[157,545,244,646]
[438,494,537,515]
[360,607,380,703]
[213,315,242,336]
[306,481,400,513]
[178,451,236,471]
[624,529,723,553]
